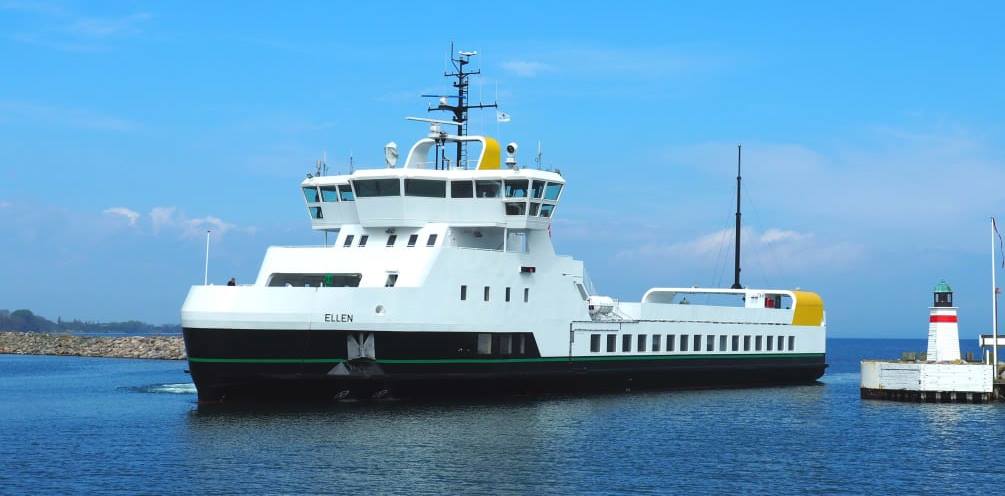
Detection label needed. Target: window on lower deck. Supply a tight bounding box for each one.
[460,285,467,301]
[788,336,795,351]
[358,235,368,247]
[477,334,492,354]
[637,334,647,352]
[778,336,784,351]
[607,334,616,352]
[755,336,763,351]
[719,335,727,352]
[384,273,398,287]
[426,234,438,246]
[680,334,689,352]
[622,334,631,352]
[524,288,529,302]
[667,334,675,352]
[732,335,740,351]
[706,335,715,352]
[505,287,511,302]
[767,335,773,351]
[386,234,397,247]
[590,334,601,353]
[652,334,661,352]
[743,336,751,351]
[693,334,701,352]
[483,286,490,301]
[498,334,513,355]
[407,234,418,247]
[343,234,354,247]
[268,273,361,288]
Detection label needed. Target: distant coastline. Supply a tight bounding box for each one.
[0,332,185,360]
[0,309,180,335]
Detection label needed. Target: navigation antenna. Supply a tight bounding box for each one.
[731,144,743,290]
[422,42,498,168]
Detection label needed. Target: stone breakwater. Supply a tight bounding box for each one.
[0,332,186,360]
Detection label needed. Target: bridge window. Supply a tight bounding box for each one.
[451,180,474,198]
[475,180,502,198]
[302,186,319,203]
[407,234,418,247]
[505,179,529,198]
[267,273,361,288]
[607,334,616,352]
[309,207,323,219]
[531,180,545,199]
[320,186,339,202]
[544,182,563,200]
[590,334,601,353]
[540,204,555,217]
[343,234,354,247]
[405,179,446,198]
[426,234,438,246]
[354,179,400,197]
[529,203,541,216]
[338,184,354,201]
[505,202,527,215]
[358,235,368,247]
[386,234,397,247]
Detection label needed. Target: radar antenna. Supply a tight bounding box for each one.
[422,42,498,168]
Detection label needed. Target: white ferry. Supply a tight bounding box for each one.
[181,52,827,402]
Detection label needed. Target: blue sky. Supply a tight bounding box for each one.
[1,1,1004,338]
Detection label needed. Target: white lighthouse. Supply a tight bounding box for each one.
[926,280,961,362]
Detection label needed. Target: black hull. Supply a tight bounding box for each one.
[183,328,827,402]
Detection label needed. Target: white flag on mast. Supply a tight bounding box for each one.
[496,111,511,123]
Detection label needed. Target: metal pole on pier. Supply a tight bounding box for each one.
[204,229,211,286]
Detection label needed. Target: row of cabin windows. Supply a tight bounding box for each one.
[588,333,796,353]
[306,180,562,201]
[340,233,438,248]
[460,285,529,303]
[476,333,527,355]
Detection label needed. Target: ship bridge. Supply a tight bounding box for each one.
[300,133,564,230]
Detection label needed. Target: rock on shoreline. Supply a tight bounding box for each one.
[0,332,186,360]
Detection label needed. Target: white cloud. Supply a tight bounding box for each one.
[102,207,140,226]
[148,206,252,239]
[501,60,551,78]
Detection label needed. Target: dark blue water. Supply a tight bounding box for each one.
[1,339,1003,494]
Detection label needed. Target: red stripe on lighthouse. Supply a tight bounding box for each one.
[929,315,958,323]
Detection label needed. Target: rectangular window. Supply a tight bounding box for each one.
[451,180,474,198]
[667,334,675,352]
[353,179,400,197]
[637,334,647,352]
[590,334,601,353]
[319,185,339,202]
[524,288,529,302]
[499,334,513,355]
[475,180,502,198]
[309,207,323,219]
[505,202,527,215]
[531,180,545,199]
[755,336,763,351]
[407,234,418,247]
[732,335,740,351]
[518,335,526,354]
[544,182,563,200]
[788,336,795,351]
[302,186,320,203]
[386,234,397,247]
[719,335,727,352]
[483,286,490,301]
[652,334,661,352]
[744,336,751,351]
[268,273,361,287]
[338,184,355,201]
[706,335,715,352]
[680,334,689,352]
[358,234,368,247]
[504,179,529,198]
[607,334,616,352]
[477,334,491,354]
[622,334,632,352]
[779,336,784,351]
[384,273,398,287]
[767,335,774,351]
[404,179,446,198]
[426,234,438,246]
[505,287,511,302]
[460,285,467,301]
[693,334,701,352]
[529,203,541,216]
[343,234,354,247]
[540,204,555,217]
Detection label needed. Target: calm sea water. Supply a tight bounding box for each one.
[1,338,1003,495]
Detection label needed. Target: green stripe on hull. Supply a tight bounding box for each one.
[187,353,824,365]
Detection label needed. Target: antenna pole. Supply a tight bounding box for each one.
[426,44,497,168]
[992,218,999,373]
[731,145,743,289]
[204,230,211,286]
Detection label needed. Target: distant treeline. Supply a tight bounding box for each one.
[0,309,181,334]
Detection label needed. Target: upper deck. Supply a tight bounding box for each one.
[300,133,565,230]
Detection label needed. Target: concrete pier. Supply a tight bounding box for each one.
[860,360,996,403]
